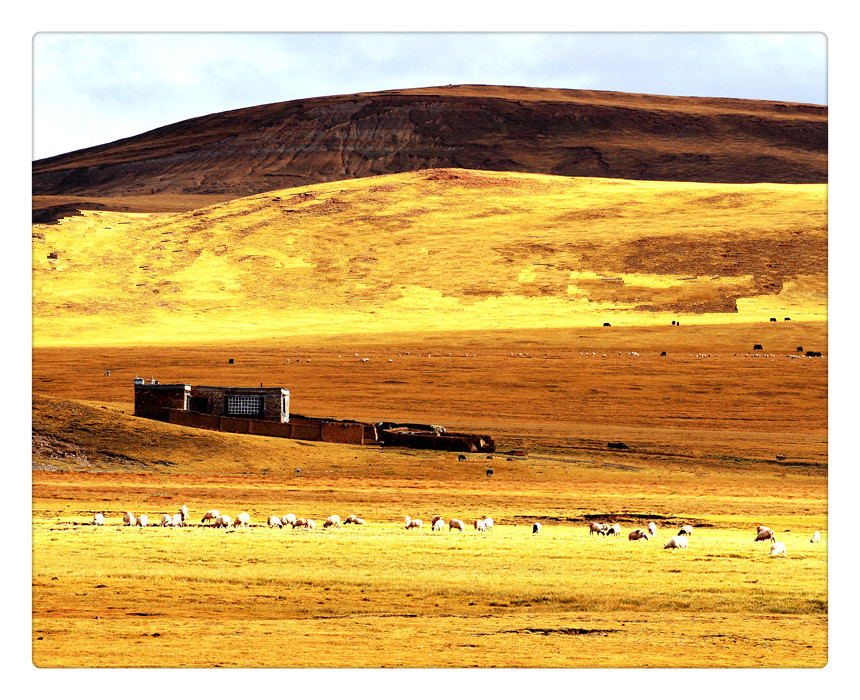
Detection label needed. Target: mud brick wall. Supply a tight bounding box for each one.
[134,384,189,421]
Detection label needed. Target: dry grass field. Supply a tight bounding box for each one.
[31,169,827,668]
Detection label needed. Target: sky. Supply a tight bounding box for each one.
[32,31,828,160]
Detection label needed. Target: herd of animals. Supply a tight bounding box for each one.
[87,507,822,557]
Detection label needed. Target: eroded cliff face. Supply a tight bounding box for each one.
[33,85,827,201]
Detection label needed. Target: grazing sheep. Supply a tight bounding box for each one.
[432,518,445,532]
[770,537,787,557]
[323,514,342,529]
[352,517,366,526]
[482,516,494,530]
[449,519,465,532]
[214,514,231,528]
[647,522,657,537]
[91,513,104,526]
[137,515,149,528]
[292,518,308,529]
[160,514,172,527]
[532,522,541,534]
[233,512,250,529]
[606,523,621,537]
[430,515,443,526]
[755,528,774,542]
[810,531,821,544]
[756,525,770,533]
[179,505,189,523]
[171,513,183,527]
[664,534,689,550]
[281,514,297,527]
[628,529,650,541]
[201,510,220,525]
[678,525,693,537]
[267,515,283,528]
[589,521,606,536]
[405,516,423,530]
[306,519,316,530]
[475,518,487,533]
[344,514,360,524]
[122,512,136,527]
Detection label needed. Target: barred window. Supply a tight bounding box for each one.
[227,394,262,416]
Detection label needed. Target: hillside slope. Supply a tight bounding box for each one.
[32,169,827,346]
[32,85,827,215]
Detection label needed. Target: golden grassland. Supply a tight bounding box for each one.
[31,169,828,668]
[31,169,826,346]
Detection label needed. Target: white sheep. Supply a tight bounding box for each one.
[532,522,541,534]
[449,519,465,532]
[161,514,172,527]
[430,515,443,526]
[405,516,423,530]
[432,518,445,531]
[678,524,693,537]
[292,517,308,529]
[137,514,149,528]
[306,519,316,530]
[770,537,787,557]
[474,518,487,533]
[281,513,297,527]
[91,513,104,526]
[201,509,220,525]
[352,517,366,526]
[606,523,621,537]
[233,512,250,528]
[482,516,494,530]
[343,514,360,524]
[122,512,136,527]
[179,505,189,523]
[647,522,657,537]
[323,514,342,529]
[214,514,231,528]
[267,515,283,528]
[810,531,821,544]
[589,521,606,536]
[664,534,689,550]
[171,513,183,527]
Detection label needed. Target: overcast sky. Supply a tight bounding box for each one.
[32,31,827,160]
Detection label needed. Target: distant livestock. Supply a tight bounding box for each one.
[430,515,443,526]
[306,519,316,530]
[123,512,136,527]
[171,513,183,527]
[343,514,362,525]
[664,534,689,550]
[91,513,104,526]
[755,528,774,542]
[351,517,366,526]
[810,531,821,544]
[201,510,220,525]
[678,525,693,537]
[432,519,445,532]
[137,515,148,528]
[405,517,423,530]
[475,518,487,533]
[532,522,541,534]
[233,513,251,528]
[753,344,763,351]
[589,522,606,536]
[482,517,494,530]
[161,514,172,527]
[606,523,621,537]
[179,505,189,523]
[292,518,308,529]
[603,322,611,327]
[214,514,231,528]
[323,515,342,529]
[770,537,787,557]
[647,522,657,537]
[449,519,466,532]
[628,529,650,541]
[281,514,297,527]
[267,515,283,528]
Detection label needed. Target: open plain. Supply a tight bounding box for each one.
[32,86,827,669]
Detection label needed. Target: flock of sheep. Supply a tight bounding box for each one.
[89,508,822,557]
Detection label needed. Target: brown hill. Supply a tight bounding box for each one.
[32,84,827,215]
